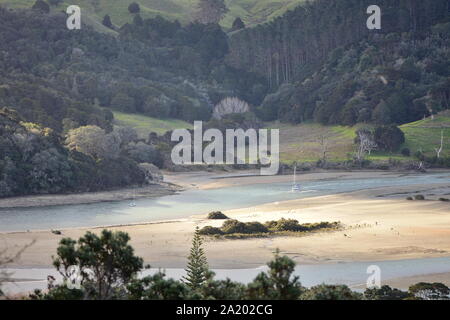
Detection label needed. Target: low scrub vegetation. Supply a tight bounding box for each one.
[206,211,229,219]
[5,229,447,301]
[198,218,341,238]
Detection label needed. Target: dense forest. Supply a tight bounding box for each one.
[228,0,450,124]
[0,107,153,197]
[0,5,266,133]
[0,0,449,197]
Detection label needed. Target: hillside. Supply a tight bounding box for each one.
[274,112,450,164]
[113,111,192,137]
[0,0,306,29]
[0,0,449,198]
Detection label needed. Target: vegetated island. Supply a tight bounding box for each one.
[199,218,342,239]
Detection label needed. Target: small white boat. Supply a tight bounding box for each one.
[129,189,137,207]
[291,165,301,192]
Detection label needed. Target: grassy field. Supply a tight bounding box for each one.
[113,111,192,137]
[270,111,450,164]
[113,110,449,162]
[400,111,450,158]
[0,0,306,29]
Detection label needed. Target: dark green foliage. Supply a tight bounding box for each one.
[199,218,340,237]
[195,0,229,24]
[247,251,303,300]
[364,285,410,300]
[102,14,113,29]
[127,272,191,300]
[52,230,144,299]
[372,100,392,125]
[406,197,413,200]
[183,227,209,290]
[0,109,146,197]
[301,284,362,300]
[401,148,411,157]
[414,194,425,200]
[128,2,140,14]
[265,219,340,232]
[265,219,301,232]
[201,277,247,300]
[231,17,245,31]
[374,125,405,152]
[230,0,449,125]
[30,286,84,300]
[0,8,114,132]
[439,198,450,202]
[207,211,229,219]
[126,142,163,167]
[48,0,63,6]
[133,14,143,26]
[408,282,450,300]
[197,226,224,235]
[110,93,136,113]
[32,0,50,13]
[27,231,450,300]
[221,219,269,234]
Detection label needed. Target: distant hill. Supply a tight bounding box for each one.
[274,111,450,164]
[0,0,306,29]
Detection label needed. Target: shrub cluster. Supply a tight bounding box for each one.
[198,219,340,237]
[207,211,229,219]
[23,229,450,301]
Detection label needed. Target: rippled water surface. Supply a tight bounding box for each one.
[0,173,448,232]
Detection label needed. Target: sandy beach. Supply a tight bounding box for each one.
[0,183,181,209]
[1,170,449,273]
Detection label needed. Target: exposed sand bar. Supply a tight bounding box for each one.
[1,170,450,274]
[0,169,447,208]
[0,183,180,209]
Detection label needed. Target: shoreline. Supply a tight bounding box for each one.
[0,182,182,209]
[1,176,449,267]
[1,169,450,291]
[0,168,446,209]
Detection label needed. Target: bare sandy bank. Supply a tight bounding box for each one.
[0,183,181,209]
[166,169,450,191]
[0,169,444,208]
[1,175,450,273]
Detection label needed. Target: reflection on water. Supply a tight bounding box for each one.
[4,256,450,295]
[0,173,448,232]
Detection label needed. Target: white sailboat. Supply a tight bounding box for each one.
[129,188,137,207]
[291,165,301,192]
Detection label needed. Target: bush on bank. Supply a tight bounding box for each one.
[12,229,449,301]
[198,219,341,237]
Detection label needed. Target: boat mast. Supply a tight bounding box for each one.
[293,165,296,185]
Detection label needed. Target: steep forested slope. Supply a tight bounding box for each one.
[0,108,148,197]
[1,0,449,198]
[228,0,450,125]
[0,6,266,133]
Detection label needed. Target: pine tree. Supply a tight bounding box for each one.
[194,0,228,24]
[183,227,209,290]
[32,0,50,13]
[231,17,245,31]
[128,2,140,14]
[102,15,113,29]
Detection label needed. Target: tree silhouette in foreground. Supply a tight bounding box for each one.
[183,226,209,290]
[52,230,143,299]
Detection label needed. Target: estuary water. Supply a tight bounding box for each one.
[4,255,450,294]
[0,172,449,232]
